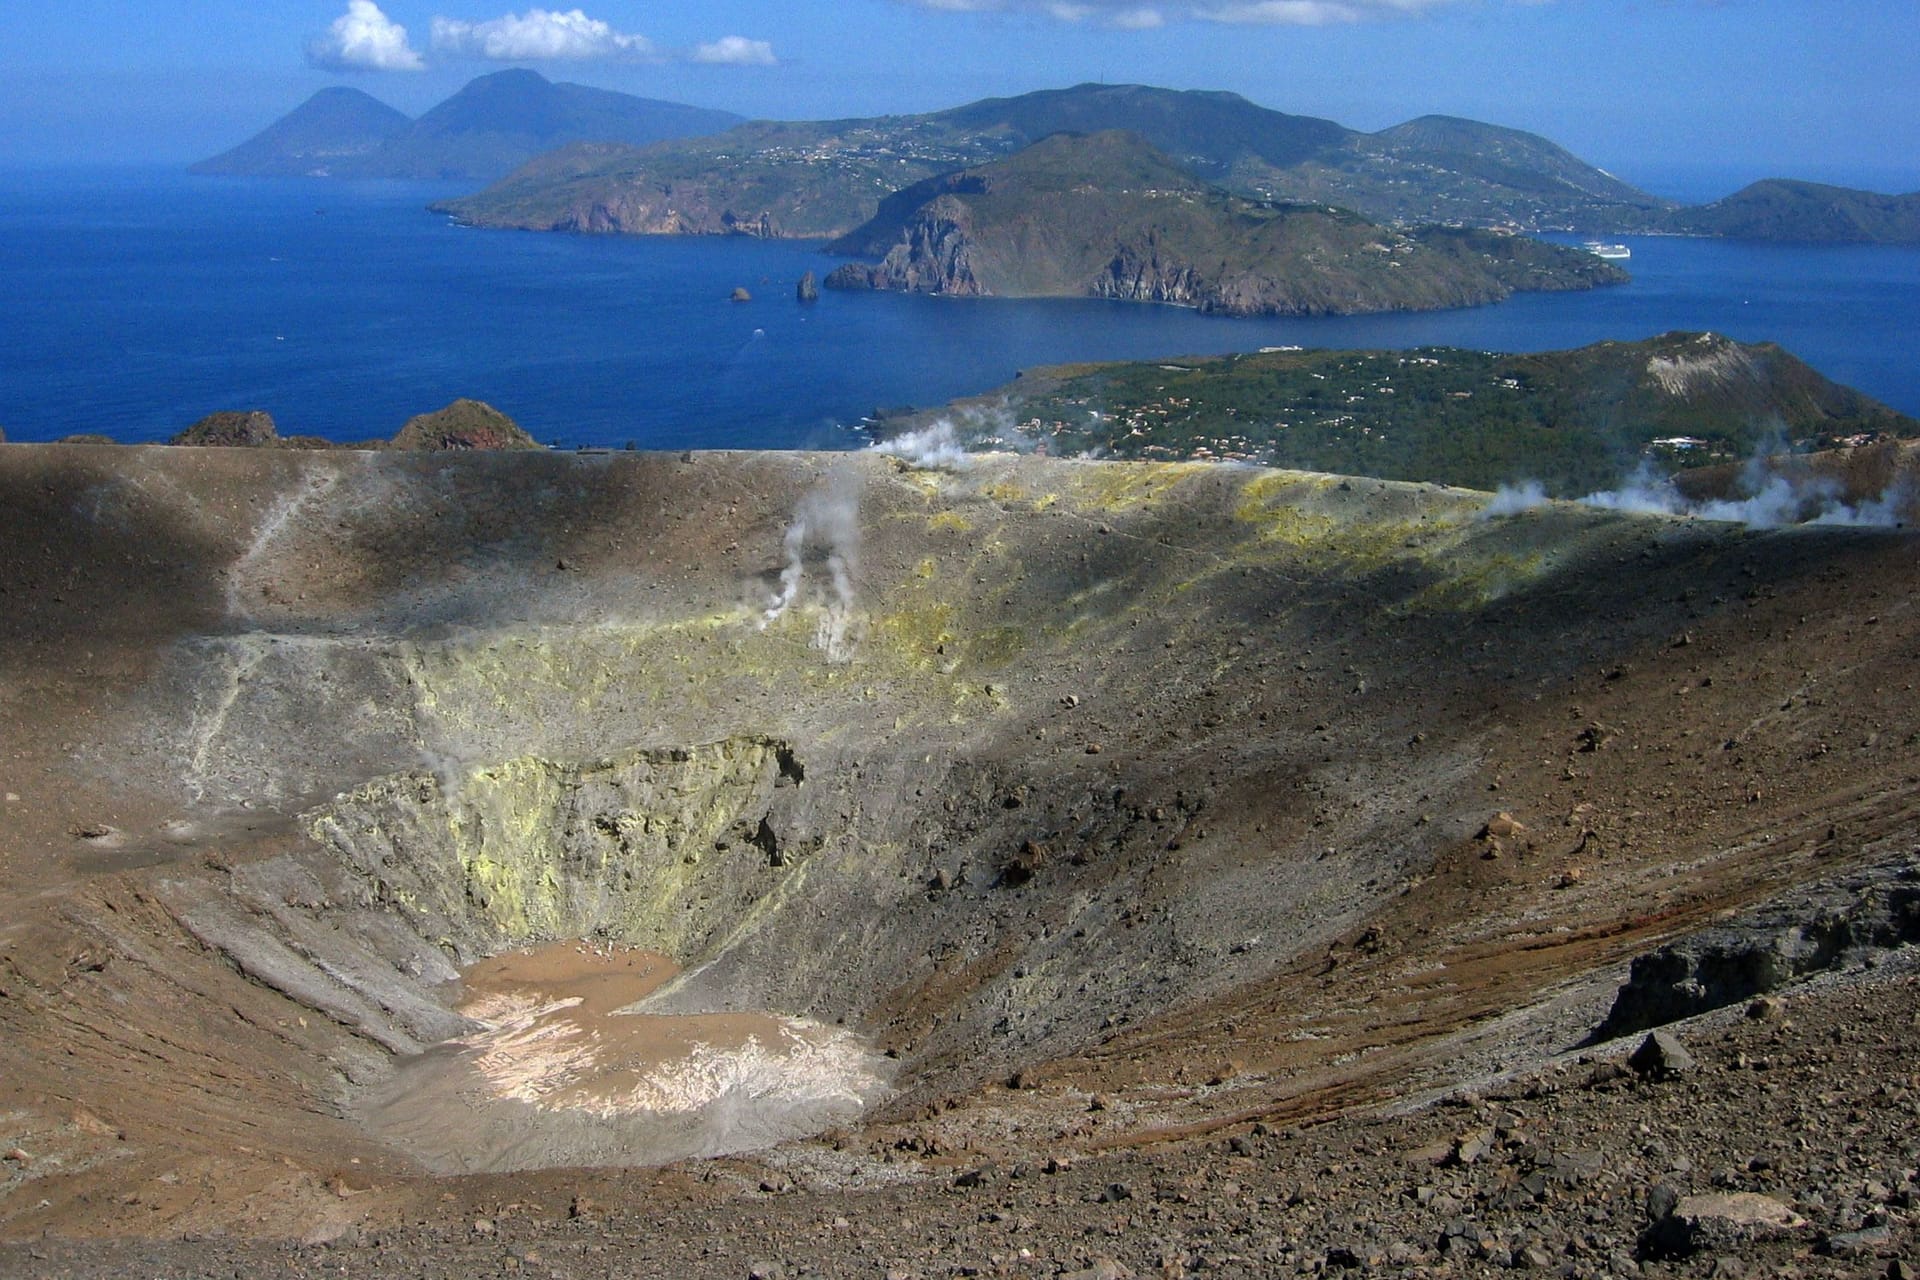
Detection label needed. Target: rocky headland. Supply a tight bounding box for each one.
[821,132,1622,316]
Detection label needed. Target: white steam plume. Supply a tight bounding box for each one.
[1483,459,1912,529]
[760,469,863,662]
[1479,478,1547,517]
[1811,481,1915,527]
[872,419,972,470]
[869,402,1054,466]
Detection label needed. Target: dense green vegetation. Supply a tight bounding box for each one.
[921,333,1916,495]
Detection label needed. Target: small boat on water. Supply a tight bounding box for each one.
[1583,241,1632,260]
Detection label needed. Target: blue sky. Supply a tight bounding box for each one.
[5,1,1917,197]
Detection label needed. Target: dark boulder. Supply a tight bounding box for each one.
[1627,1029,1697,1079]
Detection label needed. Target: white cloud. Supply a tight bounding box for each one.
[307,0,426,72]
[1198,0,1443,23]
[897,0,1505,24]
[431,8,657,61]
[692,36,779,66]
[909,0,1173,24]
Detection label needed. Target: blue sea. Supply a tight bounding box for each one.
[3,166,1918,447]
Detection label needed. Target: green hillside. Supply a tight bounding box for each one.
[901,332,1915,495]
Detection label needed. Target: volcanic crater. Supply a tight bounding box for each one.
[2,444,1918,1262]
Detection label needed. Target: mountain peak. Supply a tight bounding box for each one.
[469,67,551,86]
[193,71,742,182]
[190,86,411,177]
[937,83,1351,173]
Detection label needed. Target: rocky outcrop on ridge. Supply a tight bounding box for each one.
[169,410,284,448]
[390,399,540,451]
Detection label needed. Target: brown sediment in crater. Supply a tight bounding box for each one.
[360,943,887,1173]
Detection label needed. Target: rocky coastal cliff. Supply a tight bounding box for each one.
[825,132,1624,316]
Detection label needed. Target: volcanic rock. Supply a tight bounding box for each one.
[1061,1261,1132,1280]
[1642,1191,1805,1258]
[1821,1224,1896,1258]
[1481,811,1527,839]
[1593,860,1920,1040]
[1450,1126,1495,1165]
[1628,1030,1698,1079]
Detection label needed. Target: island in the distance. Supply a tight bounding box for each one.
[205,75,1920,246]
[430,81,1672,239]
[822,131,1623,316]
[1660,178,1920,245]
[191,69,742,183]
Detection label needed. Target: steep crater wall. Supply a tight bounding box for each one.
[310,737,815,960]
